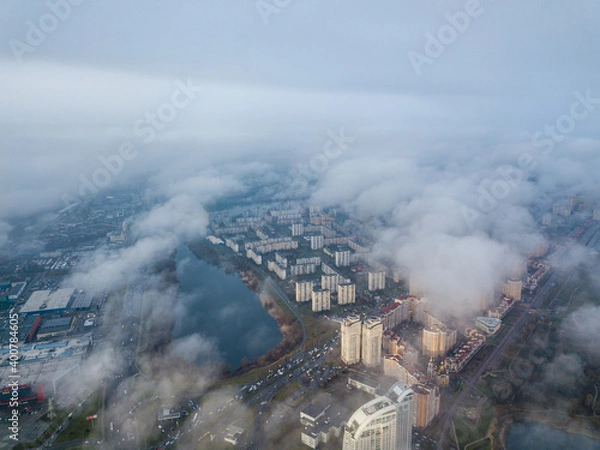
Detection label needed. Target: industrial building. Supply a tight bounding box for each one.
[0,384,45,407]
[8,282,26,301]
[70,290,93,310]
[37,317,75,339]
[20,288,75,315]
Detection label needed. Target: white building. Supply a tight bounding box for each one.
[337,283,356,305]
[291,223,305,236]
[310,235,324,250]
[312,289,331,312]
[246,248,263,265]
[321,274,340,293]
[502,277,522,301]
[341,315,362,365]
[343,383,413,450]
[267,260,287,280]
[335,249,351,267]
[362,317,383,367]
[368,270,386,291]
[295,281,314,303]
[474,316,502,335]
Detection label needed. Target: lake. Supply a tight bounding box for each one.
[171,244,283,369]
[506,421,600,450]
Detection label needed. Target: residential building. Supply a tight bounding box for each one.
[310,235,324,250]
[362,317,383,367]
[368,270,386,291]
[321,274,340,293]
[502,277,522,301]
[343,383,413,450]
[312,289,331,312]
[335,249,351,267]
[341,314,362,365]
[291,223,305,236]
[296,281,314,303]
[412,383,440,428]
[337,283,356,305]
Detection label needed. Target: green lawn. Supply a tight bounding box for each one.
[54,393,102,443]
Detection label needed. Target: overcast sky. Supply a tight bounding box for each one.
[2,0,600,313]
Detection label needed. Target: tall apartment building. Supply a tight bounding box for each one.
[341,314,362,365]
[321,262,337,275]
[412,383,440,428]
[502,277,522,301]
[410,296,428,324]
[289,263,318,276]
[362,317,383,367]
[245,248,263,265]
[367,270,386,291]
[312,289,331,312]
[387,382,414,450]
[335,249,351,267]
[295,281,314,303]
[421,325,456,359]
[267,260,286,280]
[343,383,413,450]
[291,223,304,236]
[321,274,340,293]
[310,235,324,250]
[337,283,356,305]
[275,252,289,268]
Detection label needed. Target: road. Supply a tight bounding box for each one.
[255,267,307,349]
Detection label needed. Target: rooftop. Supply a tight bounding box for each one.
[20,288,75,314]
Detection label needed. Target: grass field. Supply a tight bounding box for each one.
[54,393,102,443]
[454,401,495,450]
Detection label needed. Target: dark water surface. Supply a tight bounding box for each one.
[171,244,282,369]
[506,421,600,450]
